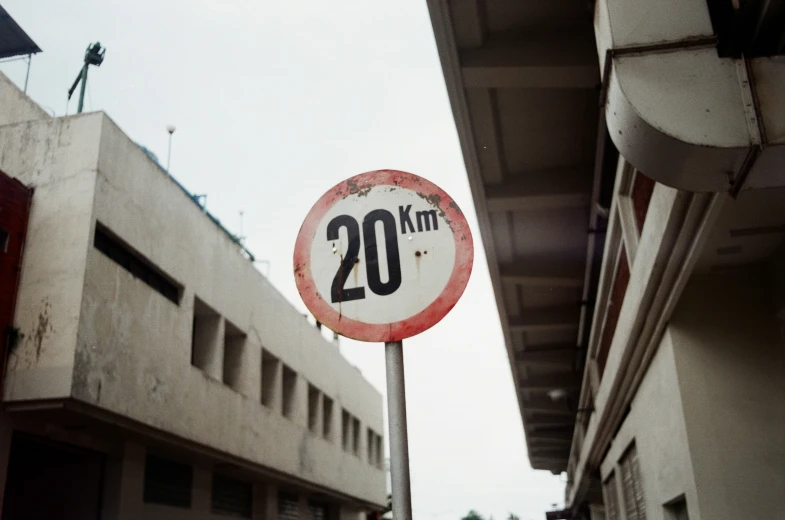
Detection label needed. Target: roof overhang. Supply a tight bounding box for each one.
[426,0,612,473]
[595,0,785,194]
[0,6,41,60]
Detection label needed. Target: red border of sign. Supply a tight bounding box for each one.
[293,170,474,343]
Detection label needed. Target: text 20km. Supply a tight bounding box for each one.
[328,205,439,303]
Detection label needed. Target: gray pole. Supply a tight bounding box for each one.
[385,340,413,520]
[24,54,31,93]
[167,132,173,171]
[77,64,88,113]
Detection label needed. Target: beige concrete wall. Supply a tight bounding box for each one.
[669,271,785,520]
[0,115,101,399]
[0,72,50,126]
[599,330,700,520]
[0,112,384,505]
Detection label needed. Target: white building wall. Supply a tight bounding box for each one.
[0,72,50,126]
[600,269,785,520]
[599,329,700,520]
[0,110,385,507]
[669,271,785,520]
[0,114,101,400]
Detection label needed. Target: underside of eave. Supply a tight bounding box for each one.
[426,0,601,474]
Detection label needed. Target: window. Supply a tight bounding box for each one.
[281,364,297,419]
[94,224,181,304]
[223,319,247,392]
[603,472,621,520]
[665,497,689,520]
[211,473,252,518]
[352,417,360,456]
[367,429,375,463]
[192,297,221,377]
[375,435,383,468]
[261,350,280,409]
[342,410,351,452]
[307,384,320,434]
[322,396,334,441]
[308,501,328,520]
[620,444,647,520]
[278,491,299,520]
[143,453,192,508]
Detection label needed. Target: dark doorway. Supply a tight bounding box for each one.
[2,433,105,520]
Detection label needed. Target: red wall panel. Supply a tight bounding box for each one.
[0,170,32,397]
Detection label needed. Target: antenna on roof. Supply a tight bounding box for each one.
[238,210,246,243]
[166,125,176,171]
[68,42,105,114]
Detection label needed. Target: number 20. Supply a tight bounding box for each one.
[327,209,402,303]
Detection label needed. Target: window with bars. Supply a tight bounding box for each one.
[603,472,621,520]
[211,473,253,518]
[308,501,328,520]
[278,492,299,520]
[143,453,193,509]
[620,443,647,520]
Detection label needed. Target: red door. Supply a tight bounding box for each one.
[0,170,32,398]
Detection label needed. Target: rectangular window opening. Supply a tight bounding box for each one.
[144,453,193,509]
[620,443,647,520]
[308,501,328,520]
[281,364,297,419]
[597,245,630,378]
[665,496,689,520]
[603,472,621,520]
[375,435,383,468]
[322,396,334,441]
[94,223,181,304]
[211,473,253,518]
[261,350,280,409]
[223,319,247,392]
[192,297,221,376]
[342,410,351,452]
[307,384,320,434]
[278,491,299,520]
[367,429,374,463]
[352,417,360,456]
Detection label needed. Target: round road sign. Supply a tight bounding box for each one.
[293,170,474,342]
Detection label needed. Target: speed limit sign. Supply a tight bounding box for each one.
[293,170,473,342]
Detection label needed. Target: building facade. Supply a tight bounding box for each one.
[0,72,386,520]
[427,1,785,519]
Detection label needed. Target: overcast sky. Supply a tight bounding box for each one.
[2,1,564,517]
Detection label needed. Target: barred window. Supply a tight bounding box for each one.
[620,443,647,520]
[603,472,621,520]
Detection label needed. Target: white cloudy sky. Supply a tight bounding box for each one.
[2,1,564,518]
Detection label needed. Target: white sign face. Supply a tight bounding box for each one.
[294,170,473,343]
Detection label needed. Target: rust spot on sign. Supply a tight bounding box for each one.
[346,179,372,197]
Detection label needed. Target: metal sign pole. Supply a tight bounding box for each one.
[385,340,413,520]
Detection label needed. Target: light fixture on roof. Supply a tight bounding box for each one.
[166,124,176,172]
[547,388,568,402]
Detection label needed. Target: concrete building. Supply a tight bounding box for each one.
[0,65,385,519]
[427,1,785,519]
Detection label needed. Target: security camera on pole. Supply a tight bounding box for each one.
[294,170,474,520]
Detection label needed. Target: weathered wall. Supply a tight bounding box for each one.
[0,111,385,506]
[670,271,785,520]
[599,330,699,520]
[0,72,50,126]
[72,113,384,505]
[0,115,100,399]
